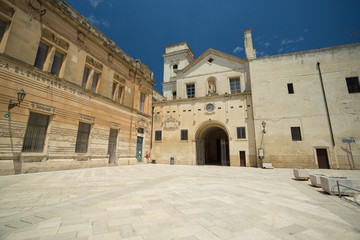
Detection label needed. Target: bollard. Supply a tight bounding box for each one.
[170,157,174,165]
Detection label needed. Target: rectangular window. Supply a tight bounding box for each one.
[138,128,144,134]
[50,51,63,77]
[81,67,89,88]
[181,129,188,140]
[0,19,6,42]
[287,83,294,94]
[111,82,117,99]
[139,93,145,112]
[91,72,99,93]
[155,130,162,141]
[230,78,241,94]
[117,86,123,103]
[22,112,50,152]
[34,42,48,69]
[346,77,360,93]
[75,122,91,153]
[186,84,195,98]
[291,127,302,141]
[237,127,246,139]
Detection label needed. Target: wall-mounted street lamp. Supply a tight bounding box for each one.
[8,89,26,110]
[262,120,266,133]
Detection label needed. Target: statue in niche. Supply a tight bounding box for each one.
[208,78,217,95]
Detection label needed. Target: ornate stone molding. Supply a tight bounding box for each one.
[162,116,179,130]
[136,118,148,131]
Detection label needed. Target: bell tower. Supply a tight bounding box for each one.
[162,42,194,100]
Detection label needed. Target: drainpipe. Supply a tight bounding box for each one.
[316,62,335,146]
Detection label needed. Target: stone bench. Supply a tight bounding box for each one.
[262,163,273,169]
[320,176,356,196]
[309,174,327,187]
[293,168,310,180]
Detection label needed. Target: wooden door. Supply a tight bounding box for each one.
[316,149,330,169]
[220,139,227,166]
[240,151,246,167]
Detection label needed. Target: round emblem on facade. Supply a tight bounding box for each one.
[29,0,41,10]
[78,32,85,42]
[206,103,215,112]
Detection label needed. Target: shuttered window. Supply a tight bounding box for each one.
[22,112,50,152]
[155,130,162,141]
[237,127,246,139]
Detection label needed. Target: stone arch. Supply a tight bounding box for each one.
[195,121,230,166]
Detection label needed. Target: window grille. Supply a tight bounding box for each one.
[22,112,50,152]
[230,78,241,94]
[75,122,91,153]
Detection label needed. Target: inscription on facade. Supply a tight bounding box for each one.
[80,114,95,123]
[30,102,56,114]
[110,122,120,129]
[0,60,91,100]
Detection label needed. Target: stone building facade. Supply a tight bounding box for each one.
[152,31,360,169]
[0,0,154,175]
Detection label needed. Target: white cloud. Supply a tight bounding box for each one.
[304,28,308,32]
[281,36,304,45]
[278,48,284,52]
[89,0,103,8]
[263,42,270,47]
[233,46,243,53]
[87,15,110,28]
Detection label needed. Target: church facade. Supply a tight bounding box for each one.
[152,31,360,169]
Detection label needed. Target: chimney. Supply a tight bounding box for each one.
[244,30,256,60]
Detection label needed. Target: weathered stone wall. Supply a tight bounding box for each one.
[0,0,154,175]
[250,44,360,169]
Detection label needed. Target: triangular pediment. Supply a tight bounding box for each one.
[177,49,246,77]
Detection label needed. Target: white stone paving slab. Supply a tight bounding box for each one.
[0,165,359,239]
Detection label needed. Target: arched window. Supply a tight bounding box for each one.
[172,91,177,100]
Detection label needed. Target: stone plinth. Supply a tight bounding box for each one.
[293,168,310,180]
[320,176,356,196]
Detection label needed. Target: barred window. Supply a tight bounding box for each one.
[237,127,246,139]
[186,84,195,98]
[155,130,162,141]
[230,78,241,94]
[75,122,91,153]
[291,127,302,141]
[181,129,188,140]
[22,112,50,152]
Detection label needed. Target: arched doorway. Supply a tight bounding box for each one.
[196,123,230,166]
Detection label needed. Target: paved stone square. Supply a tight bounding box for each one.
[0,165,360,240]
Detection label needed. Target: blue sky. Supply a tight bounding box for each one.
[66,0,360,94]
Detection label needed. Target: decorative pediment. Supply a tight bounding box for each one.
[86,56,103,71]
[136,118,148,130]
[162,116,179,130]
